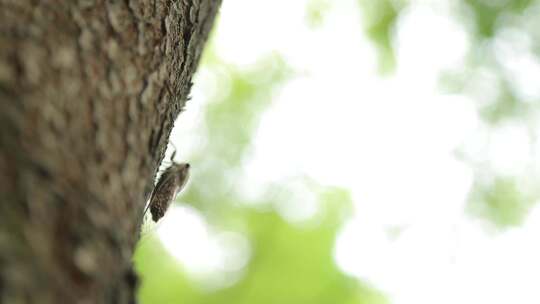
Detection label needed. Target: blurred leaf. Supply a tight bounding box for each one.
[464,0,535,39]
[306,0,331,28]
[480,83,528,125]
[467,177,536,228]
[181,52,291,218]
[464,0,500,38]
[508,0,535,12]
[357,0,404,74]
[203,54,290,165]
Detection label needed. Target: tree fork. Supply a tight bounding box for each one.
[0,0,221,303]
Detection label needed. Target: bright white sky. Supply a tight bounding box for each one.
[157,0,540,303]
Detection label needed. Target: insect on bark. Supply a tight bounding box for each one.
[144,148,190,222]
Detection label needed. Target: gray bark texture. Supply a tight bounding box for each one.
[0,0,221,303]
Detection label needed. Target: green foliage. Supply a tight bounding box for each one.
[464,0,534,38]
[182,53,291,221]
[135,188,387,304]
[464,0,501,38]
[135,31,385,303]
[204,54,289,166]
[468,177,536,228]
[305,0,331,28]
[357,0,405,74]
[479,84,527,125]
[435,0,540,225]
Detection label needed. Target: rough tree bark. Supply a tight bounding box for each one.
[0,0,221,303]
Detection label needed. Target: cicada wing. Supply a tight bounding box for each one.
[149,171,179,222]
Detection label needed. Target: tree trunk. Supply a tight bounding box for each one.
[0,0,220,303]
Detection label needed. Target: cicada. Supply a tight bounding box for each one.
[144,150,190,222]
